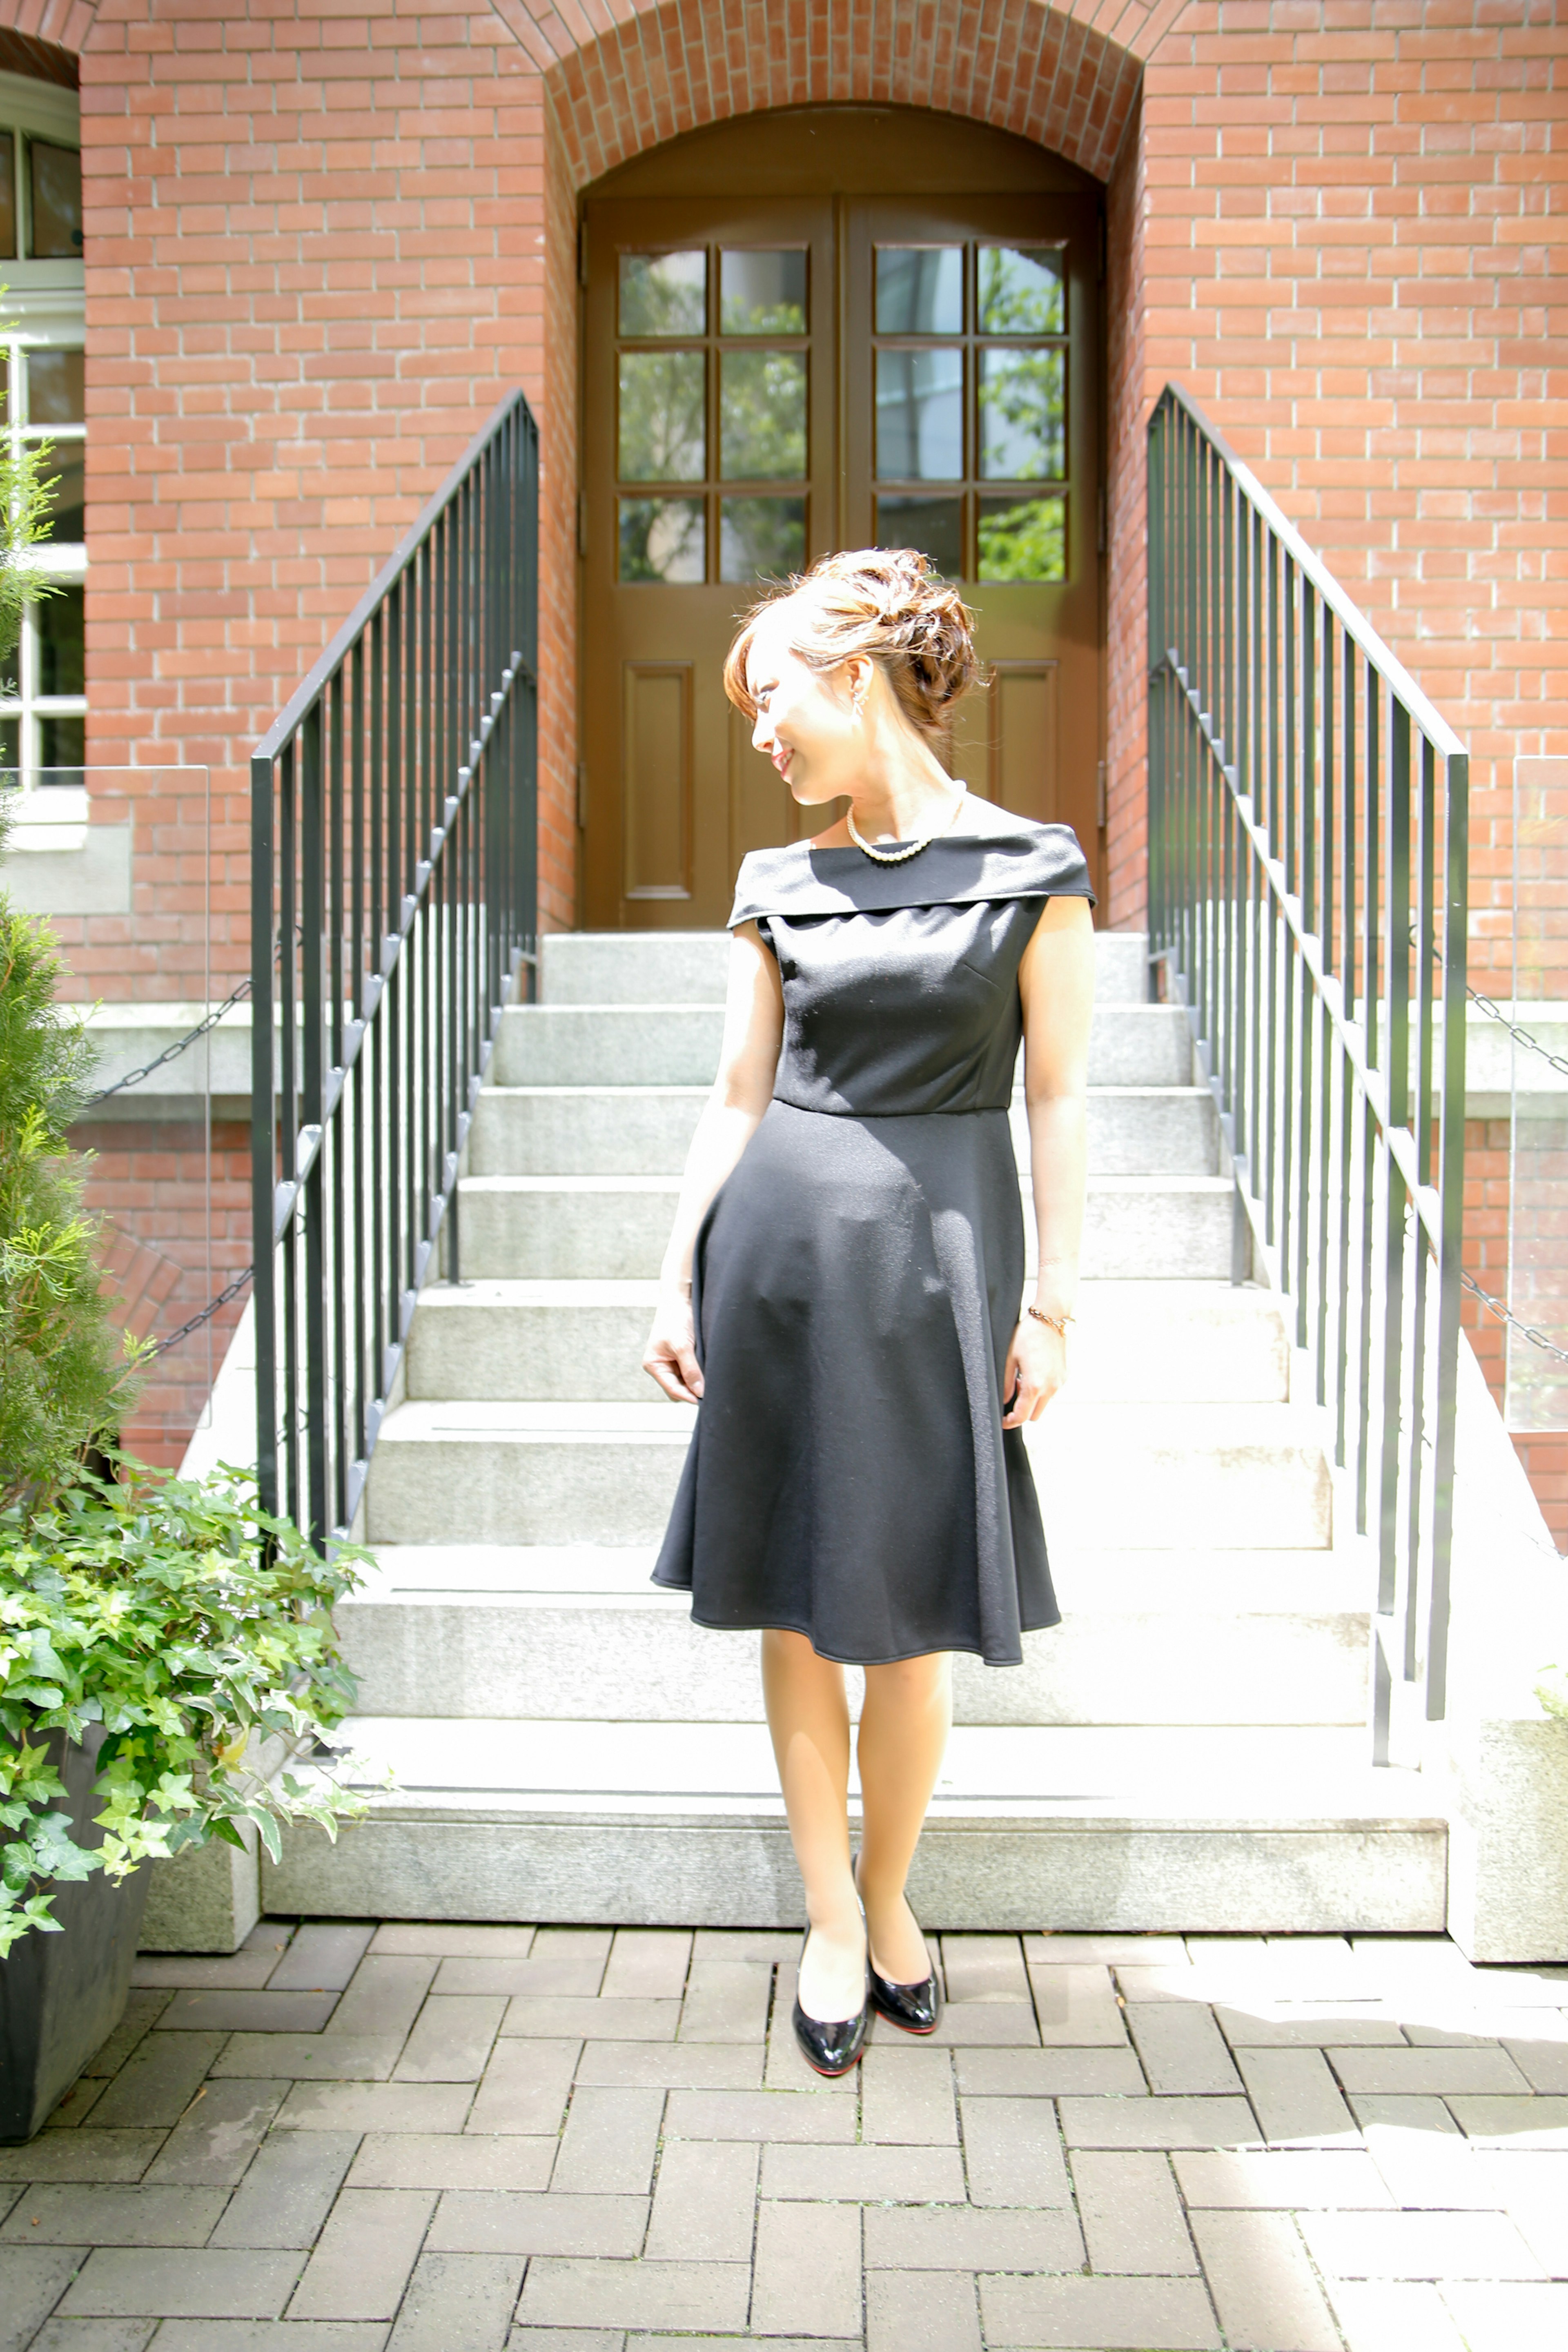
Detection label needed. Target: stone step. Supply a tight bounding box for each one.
[363,1397,1332,1550]
[341,1546,1369,1727]
[405,1278,1290,1405]
[468,1083,1218,1179]
[492,1000,1193,1089]
[452,1173,1236,1282]
[538,927,1153,1009]
[262,1716,1446,1934]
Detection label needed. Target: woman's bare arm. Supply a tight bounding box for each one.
[642,922,784,1403]
[1001,895,1095,1426]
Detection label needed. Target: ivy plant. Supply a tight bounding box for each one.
[0,1463,371,1958]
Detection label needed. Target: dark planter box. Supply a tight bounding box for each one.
[0,1728,149,2142]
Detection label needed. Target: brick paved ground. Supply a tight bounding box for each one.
[2,1925,1567,2351]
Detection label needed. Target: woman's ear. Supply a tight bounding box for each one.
[842,653,874,719]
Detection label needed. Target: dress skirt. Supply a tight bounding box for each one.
[652,1096,1059,1666]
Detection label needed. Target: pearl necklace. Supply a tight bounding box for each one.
[845,787,967,865]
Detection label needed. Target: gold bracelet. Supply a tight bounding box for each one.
[1027,1305,1074,1335]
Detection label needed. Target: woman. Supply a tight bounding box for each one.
[643,548,1095,2075]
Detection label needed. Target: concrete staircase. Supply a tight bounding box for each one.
[265,931,1448,1934]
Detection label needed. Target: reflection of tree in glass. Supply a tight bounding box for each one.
[979,348,1065,482]
[619,497,704,582]
[619,352,705,482]
[721,352,806,480]
[978,496,1066,583]
[619,252,706,337]
[721,497,805,583]
[979,248,1065,336]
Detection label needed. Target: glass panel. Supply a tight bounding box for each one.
[0,356,9,417]
[979,246,1066,336]
[618,250,706,337]
[29,140,82,259]
[618,496,706,583]
[618,351,705,482]
[720,350,806,480]
[979,346,1066,481]
[719,496,806,583]
[875,349,963,482]
[874,493,963,581]
[978,494,1067,582]
[0,134,15,262]
[721,249,806,334]
[27,347,84,425]
[37,581,85,694]
[0,717,18,775]
[875,246,962,334]
[38,712,84,774]
[38,444,85,541]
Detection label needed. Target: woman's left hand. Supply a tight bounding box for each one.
[1001,1315,1068,1427]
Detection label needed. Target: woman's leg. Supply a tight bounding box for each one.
[761,1628,866,2021]
[856,1651,953,1983]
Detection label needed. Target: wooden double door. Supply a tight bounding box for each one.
[580,174,1102,929]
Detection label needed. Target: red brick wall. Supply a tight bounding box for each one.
[1105,83,1148,932]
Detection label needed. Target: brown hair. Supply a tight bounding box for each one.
[722,548,980,744]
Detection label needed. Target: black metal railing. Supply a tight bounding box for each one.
[1147,383,1469,1753]
[251,390,538,1544]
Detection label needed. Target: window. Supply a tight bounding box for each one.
[0,337,87,789]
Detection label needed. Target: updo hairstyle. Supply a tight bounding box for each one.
[723,548,980,745]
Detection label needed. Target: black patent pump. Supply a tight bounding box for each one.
[791,1930,869,2077]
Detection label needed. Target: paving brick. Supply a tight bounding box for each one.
[574,2044,762,2092]
[1439,2281,1568,2350]
[57,2249,304,2319]
[1445,2096,1568,2145]
[152,2325,388,2350]
[287,2188,436,2321]
[1073,2149,1196,2274]
[87,2036,225,2131]
[0,2136,163,2185]
[510,2333,620,2352]
[388,2250,523,2351]
[500,2000,677,2042]
[211,2038,403,2083]
[918,2004,1038,2047]
[691,1930,798,1963]
[552,2087,664,2196]
[27,2319,158,2351]
[153,1993,339,2034]
[1361,2123,1493,2209]
[953,2045,1146,2097]
[861,2044,957,2145]
[330,1958,438,2042]
[1347,2094,1461,2136]
[1503,2039,1568,2094]
[1027,1935,1189,1967]
[864,2204,1083,2272]
[867,2267,980,2352]
[1481,2148,1568,2272]
[751,2199,861,2337]
[643,2141,757,2263]
[242,1920,298,1957]
[372,1927,535,1958]
[268,1925,378,1992]
[434,1961,576,1998]
[0,2187,227,2247]
[1326,2280,1470,2352]
[273,2085,473,2135]
[1058,2094,1257,2148]
[940,1936,1028,2002]
[1334,2047,1534,2096]
[142,2080,288,2186]
[131,1953,281,1992]
[517,2257,750,2333]
[426,2192,647,2258]
[209,2132,360,2250]
[676,1962,771,2045]
[980,2271,1222,2348]
[1298,2209,1544,2281]
[1028,1964,1127,2048]
[0,2247,89,2352]
[1216,2006,1406,2048]
[1234,2047,1356,2143]
[760,2142,966,2202]
[466,1934,608,2000]
[1173,2149,1395,2208]
[663,2090,857,2143]
[466,2041,579,2137]
[1192,2209,1341,2351]
[44,2081,109,2131]
[349,2135,555,2192]
[1126,2005,1243,2094]
[82,1998,171,2080]
[959,2096,1072,2208]
[395,1997,506,2085]
[602,1932,691,2000]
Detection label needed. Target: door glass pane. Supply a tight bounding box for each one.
[0,134,15,262]
[619,496,706,583]
[875,349,962,481]
[38,581,85,693]
[27,348,84,425]
[29,140,82,258]
[979,246,1065,336]
[720,350,806,479]
[875,493,963,581]
[978,347,1065,481]
[38,445,85,541]
[875,247,962,334]
[721,250,806,334]
[720,496,805,583]
[619,351,705,481]
[978,494,1066,582]
[619,250,706,337]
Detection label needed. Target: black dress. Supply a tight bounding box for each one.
[652,818,1096,1668]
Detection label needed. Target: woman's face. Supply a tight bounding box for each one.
[745,609,865,808]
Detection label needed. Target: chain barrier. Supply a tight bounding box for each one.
[1465,984,1568,1082]
[146,1263,254,1359]
[81,971,254,1107]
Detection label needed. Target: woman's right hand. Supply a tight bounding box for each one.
[643,1289,703,1403]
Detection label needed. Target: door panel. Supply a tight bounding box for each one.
[623,663,693,899]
